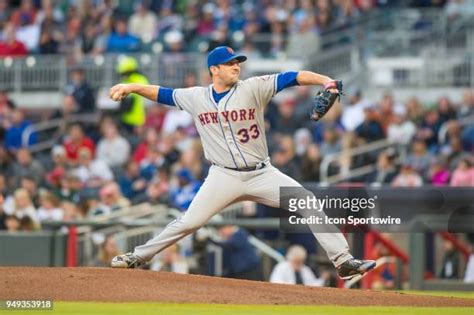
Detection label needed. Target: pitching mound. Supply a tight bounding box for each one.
[1,267,473,307]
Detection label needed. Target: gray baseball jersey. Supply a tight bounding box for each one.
[172,75,277,168]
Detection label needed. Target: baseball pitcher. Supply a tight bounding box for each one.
[109,46,376,280]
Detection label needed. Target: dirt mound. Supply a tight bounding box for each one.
[0,267,472,307]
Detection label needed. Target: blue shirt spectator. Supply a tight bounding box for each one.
[170,168,201,211]
[106,18,141,53]
[4,109,36,151]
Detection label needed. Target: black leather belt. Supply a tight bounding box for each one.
[218,162,267,172]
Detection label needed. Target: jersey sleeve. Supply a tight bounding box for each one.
[172,87,202,115]
[245,74,278,108]
[245,72,298,108]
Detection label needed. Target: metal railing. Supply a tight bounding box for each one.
[320,139,395,184]
[21,113,101,153]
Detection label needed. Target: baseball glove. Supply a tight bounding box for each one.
[310,80,343,121]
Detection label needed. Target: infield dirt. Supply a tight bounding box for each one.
[1,267,473,307]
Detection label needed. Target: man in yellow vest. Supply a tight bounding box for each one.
[116,56,149,132]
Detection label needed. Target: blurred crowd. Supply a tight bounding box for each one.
[0,0,469,59]
[0,64,473,232]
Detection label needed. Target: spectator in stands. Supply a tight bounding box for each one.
[64,67,96,113]
[286,17,320,59]
[170,168,201,212]
[417,109,442,151]
[0,193,5,230]
[459,89,474,118]
[210,225,262,280]
[144,104,167,133]
[437,96,456,124]
[0,146,13,180]
[366,150,398,185]
[38,24,59,54]
[0,23,28,57]
[341,89,371,132]
[10,148,44,189]
[179,143,209,181]
[406,139,433,178]
[106,17,141,53]
[95,182,130,215]
[55,173,82,204]
[378,93,397,134]
[139,145,165,181]
[160,136,181,168]
[392,164,423,187]
[146,172,170,205]
[96,119,131,169]
[10,0,36,27]
[37,190,63,222]
[445,136,470,170]
[4,109,37,152]
[153,244,189,273]
[128,1,157,42]
[405,97,425,126]
[45,145,67,188]
[273,99,300,135]
[320,128,341,156]
[439,239,460,279]
[58,16,81,59]
[118,161,148,202]
[62,200,84,221]
[387,106,416,146]
[63,123,96,165]
[3,188,39,229]
[20,175,40,208]
[270,245,328,286]
[133,128,159,164]
[429,158,450,186]
[0,0,11,29]
[73,147,113,189]
[115,56,149,131]
[80,22,98,55]
[450,158,474,186]
[271,136,300,180]
[294,128,312,158]
[300,143,322,182]
[93,235,122,267]
[355,105,385,143]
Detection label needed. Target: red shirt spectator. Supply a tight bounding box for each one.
[63,124,95,164]
[0,23,28,57]
[132,128,159,163]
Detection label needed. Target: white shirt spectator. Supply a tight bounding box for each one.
[387,121,416,146]
[74,159,113,184]
[37,207,64,221]
[341,100,372,132]
[464,254,474,283]
[270,261,325,287]
[96,136,131,168]
[162,109,193,134]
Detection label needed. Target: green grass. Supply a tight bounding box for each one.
[3,303,473,315]
[398,291,474,299]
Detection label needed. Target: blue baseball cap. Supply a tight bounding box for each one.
[207,46,247,68]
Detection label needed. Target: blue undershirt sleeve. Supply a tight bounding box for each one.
[276,71,299,93]
[157,87,175,106]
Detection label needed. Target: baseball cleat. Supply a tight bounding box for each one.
[111,252,145,268]
[337,259,376,280]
